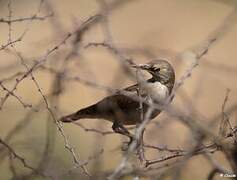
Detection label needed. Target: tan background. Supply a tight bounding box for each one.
[0,0,237,179]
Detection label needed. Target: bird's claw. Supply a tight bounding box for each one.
[121,136,141,151]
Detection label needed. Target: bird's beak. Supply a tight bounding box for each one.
[131,64,150,70]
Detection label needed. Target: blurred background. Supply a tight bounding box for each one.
[0,0,237,179]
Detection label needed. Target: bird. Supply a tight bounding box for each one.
[60,59,175,142]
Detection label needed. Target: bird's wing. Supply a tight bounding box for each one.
[122,83,149,98]
[95,83,160,124]
[103,83,150,116]
[113,83,139,97]
[101,94,141,124]
[123,84,139,92]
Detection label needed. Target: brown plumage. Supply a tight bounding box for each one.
[60,59,175,139]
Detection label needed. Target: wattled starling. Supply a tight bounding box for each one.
[60,59,175,140]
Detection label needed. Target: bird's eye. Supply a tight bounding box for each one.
[152,66,160,71]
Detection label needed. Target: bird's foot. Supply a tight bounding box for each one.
[121,141,130,151]
[121,136,141,151]
[121,136,133,151]
[112,122,142,151]
[112,122,132,138]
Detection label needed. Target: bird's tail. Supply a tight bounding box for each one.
[60,104,99,123]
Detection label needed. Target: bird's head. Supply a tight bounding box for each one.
[132,59,175,86]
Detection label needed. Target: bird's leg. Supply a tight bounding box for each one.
[112,121,134,144]
[112,122,135,151]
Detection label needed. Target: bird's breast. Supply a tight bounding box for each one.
[141,82,169,103]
